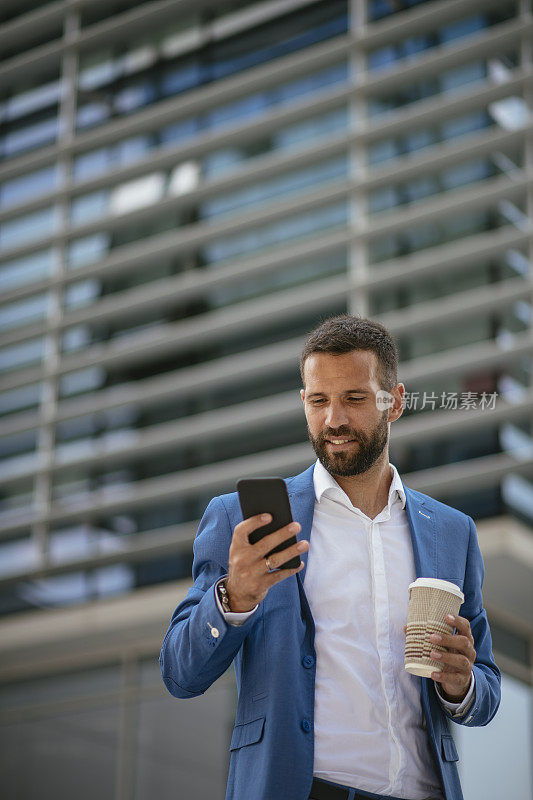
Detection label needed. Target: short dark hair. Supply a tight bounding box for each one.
[300,314,398,390]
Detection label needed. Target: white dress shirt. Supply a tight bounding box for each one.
[216,460,474,798]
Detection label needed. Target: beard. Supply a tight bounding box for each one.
[307,413,389,477]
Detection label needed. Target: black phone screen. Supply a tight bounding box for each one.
[236,477,300,570]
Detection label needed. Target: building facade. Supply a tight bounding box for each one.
[0,1,532,798]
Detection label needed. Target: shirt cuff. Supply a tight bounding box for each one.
[214,577,259,626]
[435,672,476,717]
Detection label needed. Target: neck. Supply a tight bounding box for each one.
[330,455,393,519]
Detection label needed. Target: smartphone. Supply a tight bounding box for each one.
[236,477,300,570]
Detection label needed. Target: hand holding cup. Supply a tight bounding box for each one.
[404,578,468,694]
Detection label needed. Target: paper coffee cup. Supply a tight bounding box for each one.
[404,578,464,678]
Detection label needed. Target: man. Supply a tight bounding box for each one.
[160,315,501,800]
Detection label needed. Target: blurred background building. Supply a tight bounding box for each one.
[0,0,532,798]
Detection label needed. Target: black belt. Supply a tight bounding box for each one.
[309,778,407,800]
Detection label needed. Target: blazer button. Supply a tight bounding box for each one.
[301,718,312,733]
[302,655,314,669]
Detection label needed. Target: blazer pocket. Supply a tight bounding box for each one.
[230,716,265,751]
[441,733,459,762]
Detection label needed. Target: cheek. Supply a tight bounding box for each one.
[305,408,323,429]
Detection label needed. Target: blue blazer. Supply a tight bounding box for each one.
[160,465,501,800]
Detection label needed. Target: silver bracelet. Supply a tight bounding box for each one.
[217,579,231,613]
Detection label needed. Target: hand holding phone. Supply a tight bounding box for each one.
[223,478,309,612]
[237,477,300,569]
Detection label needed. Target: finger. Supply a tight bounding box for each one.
[447,614,474,641]
[429,633,472,653]
[430,671,470,693]
[430,650,473,672]
[254,522,302,559]
[233,514,273,544]
[264,539,309,571]
[266,560,305,586]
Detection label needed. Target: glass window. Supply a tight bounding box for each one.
[168,162,200,195]
[441,109,492,140]
[73,135,154,183]
[441,158,492,191]
[67,234,110,270]
[0,430,37,461]
[439,14,485,44]
[368,156,498,215]
[160,59,203,98]
[0,165,58,209]
[75,102,110,131]
[203,201,347,264]
[489,97,529,130]
[200,155,348,220]
[73,147,111,182]
[367,60,488,119]
[1,116,58,157]
[74,2,347,133]
[63,279,101,311]
[109,173,165,215]
[0,207,57,252]
[61,325,92,354]
[368,0,437,22]
[70,191,109,227]
[0,294,48,331]
[113,81,156,115]
[0,384,41,416]
[0,536,40,578]
[209,0,348,81]
[203,62,349,135]
[368,206,504,265]
[440,61,486,94]
[0,481,34,516]
[0,250,55,291]
[367,9,515,71]
[3,80,61,121]
[201,107,348,181]
[58,366,105,399]
[0,431,38,480]
[208,248,347,308]
[0,338,44,371]
[78,50,118,91]
[369,109,493,165]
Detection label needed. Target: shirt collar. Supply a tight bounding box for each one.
[313,458,406,512]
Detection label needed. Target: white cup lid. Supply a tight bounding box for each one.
[408,577,464,602]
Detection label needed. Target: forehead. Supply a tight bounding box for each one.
[303,350,380,388]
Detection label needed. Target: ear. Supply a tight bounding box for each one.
[388,383,405,423]
[300,388,305,404]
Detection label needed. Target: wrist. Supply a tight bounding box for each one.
[224,578,258,613]
[440,684,469,703]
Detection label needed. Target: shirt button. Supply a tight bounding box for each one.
[302,655,314,669]
[301,718,312,733]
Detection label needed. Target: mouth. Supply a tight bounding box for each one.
[325,439,355,448]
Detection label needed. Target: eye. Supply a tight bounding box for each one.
[310,398,326,404]
[347,397,364,402]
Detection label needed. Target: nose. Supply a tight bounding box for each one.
[324,402,350,430]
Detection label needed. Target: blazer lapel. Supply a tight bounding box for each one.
[286,465,316,586]
[403,486,437,579]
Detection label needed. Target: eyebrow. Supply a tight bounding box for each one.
[306,390,370,398]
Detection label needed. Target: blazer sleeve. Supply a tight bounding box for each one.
[448,514,501,727]
[159,496,259,699]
